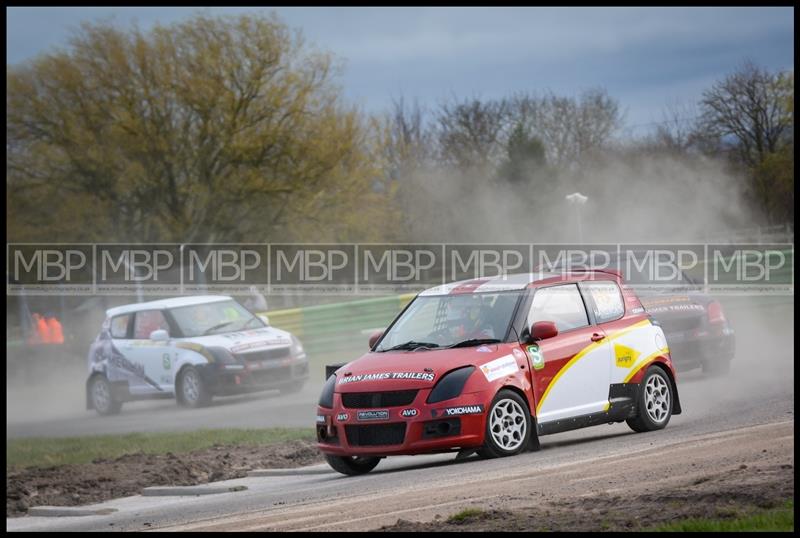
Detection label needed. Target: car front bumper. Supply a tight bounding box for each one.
[202,359,310,395]
[316,389,488,457]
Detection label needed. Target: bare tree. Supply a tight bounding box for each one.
[384,97,432,179]
[511,88,622,168]
[433,96,512,172]
[698,61,793,168]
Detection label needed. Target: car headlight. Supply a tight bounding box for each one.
[318,374,336,408]
[206,347,245,370]
[426,366,475,404]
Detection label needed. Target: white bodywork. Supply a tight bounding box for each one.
[88,296,303,397]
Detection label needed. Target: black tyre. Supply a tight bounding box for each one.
[701,358,731,377]
[89,375,123,416]
[627,366,674,433]
[477,389,532,459]
[324,454,381,476]
[176,366,212,408]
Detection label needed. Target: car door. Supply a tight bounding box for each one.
[126,309,173,394]
[105,312,149,394]
[579,280,628,384]
[526,283,613,424]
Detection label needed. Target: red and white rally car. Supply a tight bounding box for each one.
[316,270,681,475]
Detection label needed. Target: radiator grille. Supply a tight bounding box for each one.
[345,423,406,446]
[341,390,418,408]
[237,347,291,362]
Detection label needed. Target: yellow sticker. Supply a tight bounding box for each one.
[614,343,640,368]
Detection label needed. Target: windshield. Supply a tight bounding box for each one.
[169,299,264,337]
[376,291,524,351]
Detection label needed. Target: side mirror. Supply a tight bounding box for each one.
[258,314,270,326]
[530,321,558,342]
[150,329,169,342]
[368,330,384,350]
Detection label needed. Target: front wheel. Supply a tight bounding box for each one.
[324,454,381,476]
[477,389,532,459]
[627,366,673,433]
[89,375,123,416]
[177,366,212,408]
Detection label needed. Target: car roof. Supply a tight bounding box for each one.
[418,270,619,297]
[106,295,232,317]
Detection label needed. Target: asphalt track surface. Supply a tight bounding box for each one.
[7,368,794,531]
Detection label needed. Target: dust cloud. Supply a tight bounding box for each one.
[397,152,753,243]
[5,152,793,438]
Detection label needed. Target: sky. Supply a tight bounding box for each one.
[6,6,795,134]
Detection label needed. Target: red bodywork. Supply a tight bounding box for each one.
[316,271,678,457]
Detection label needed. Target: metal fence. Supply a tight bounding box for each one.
[704,223,794,244]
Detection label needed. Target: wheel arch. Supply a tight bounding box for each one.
[174,362,195,404]
[85,371,105,410]
[648,361,682,415]
[497,384,533,417]
[497,383,539,446]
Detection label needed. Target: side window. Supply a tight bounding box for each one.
[528,284,589,332]
[581,281,625,323]
[110,314,132,339]
[133,310,169,339]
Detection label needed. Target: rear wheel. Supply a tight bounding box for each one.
[90,375,122,416]
[627,366,673,433]
[177,366,212,408]
[324,454,381,476]
[477,389,531,459]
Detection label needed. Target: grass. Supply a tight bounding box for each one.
[447,508,486,523]
[651,500,794,532]
[6,427,315,469]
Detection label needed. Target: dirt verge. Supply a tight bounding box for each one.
[6,440,324,517]
[378,461,794,532]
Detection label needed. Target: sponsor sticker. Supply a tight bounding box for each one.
[645,304,705,314]
[162,353,171,370]
[400,408,418,418]
[614,343,640,368]
[336,413,349,422]
[527,345,544,370]
[338,372,435,385]
[316,415,327,424]
[357,410,389,421]
[512,348,525,360]
[434,405,484,417]
[479,354,518,381]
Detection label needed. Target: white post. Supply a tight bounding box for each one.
[565,192,589,243]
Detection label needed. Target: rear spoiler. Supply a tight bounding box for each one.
[559,268,624,279]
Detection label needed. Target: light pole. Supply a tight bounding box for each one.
[565,192,588,243]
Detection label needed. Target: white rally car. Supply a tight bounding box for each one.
[86,295,309,415]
